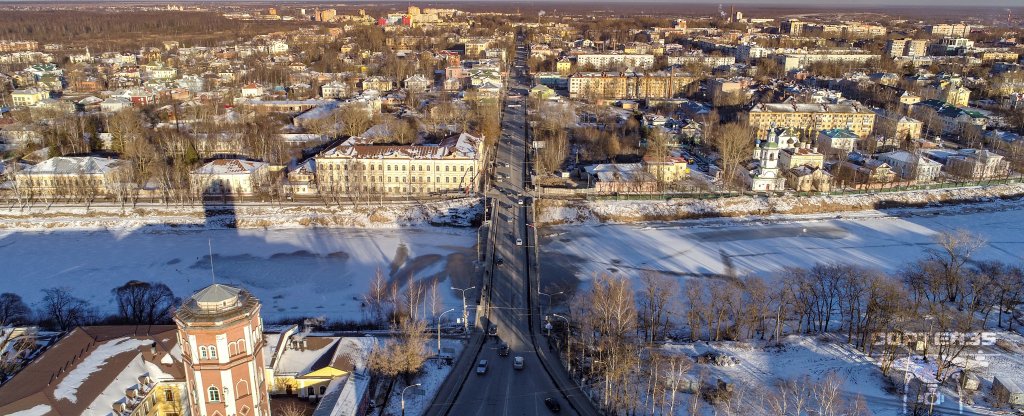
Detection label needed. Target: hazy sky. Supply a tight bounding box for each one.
[533,0,1021,6]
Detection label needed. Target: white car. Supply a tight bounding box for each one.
[516,238,523,246]
[476,360,488,374]
[514,356,524,370]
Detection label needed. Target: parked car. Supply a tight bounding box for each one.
[544,398,561,412]
[476,360,488,374]
[514,356,524,370]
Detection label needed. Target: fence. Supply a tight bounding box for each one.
[537,173,1024,202]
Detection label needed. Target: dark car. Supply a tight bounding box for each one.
[498,343,510,356]
[488,325,498,336]
[544,398,561,412]
[496,257,504,266]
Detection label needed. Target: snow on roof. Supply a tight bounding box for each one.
[275,336,341,376]
[321,132,481,160]
[7,404,50,416]
[24,156,123,176]
[54,337,154,403]
[194,159,268,175]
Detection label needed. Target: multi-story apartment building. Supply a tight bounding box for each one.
[777,51,880,71]
[885,38,929,58]
[927,23,972,37]
[781,19,806,35]
[314,133,484,196]
[575,53,655,70]
[568,71,696,100]
[744,102,876,139]
[0,40,38,52]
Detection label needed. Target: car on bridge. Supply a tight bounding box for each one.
[499,343,510,356]
[513,356,524,370]
[476,360,488,375]
[544,398,561,412]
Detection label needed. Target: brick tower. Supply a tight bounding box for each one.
[174,284,269,416]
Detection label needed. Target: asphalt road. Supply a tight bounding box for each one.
[438,35,590,416]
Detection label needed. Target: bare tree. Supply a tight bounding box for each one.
[0,293,31,326]
[637,272,678,343]
[713,122,755,189]
[111,280,180,324]
[39,287,93,331]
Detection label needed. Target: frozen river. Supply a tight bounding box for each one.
[0,226,478,322]
[541,202,1024,294]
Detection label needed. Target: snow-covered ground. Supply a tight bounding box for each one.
[382,338,466,416]
[661,335,993,416]
[0,227,480,322]
[0,197,482,230]
[541,200,1024,290]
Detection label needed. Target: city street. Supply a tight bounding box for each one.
[426,33,597,416]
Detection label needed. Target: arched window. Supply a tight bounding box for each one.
[228,342,237,357]
[236,380,249,397]
[208,386,220,402]
[320,385,327,395]
[198,346,208,360]
[208,346,218,359]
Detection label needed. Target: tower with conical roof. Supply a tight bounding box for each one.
[174,284,269,416]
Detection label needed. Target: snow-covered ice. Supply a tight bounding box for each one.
[0,227,479,322]
[542,203,1024,290]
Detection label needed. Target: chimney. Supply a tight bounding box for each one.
[125,387,138,399]
[150,342,157,356]
[138,375,152,386]
[112,402,126,414]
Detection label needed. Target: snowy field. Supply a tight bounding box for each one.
[541,202,1024,290]
[0,227,480,322]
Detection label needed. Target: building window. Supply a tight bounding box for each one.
[320,385,327,395]
[199,346,207,359]
[208,386,220,402]
[165,389,174,401]
[208,346,217,359]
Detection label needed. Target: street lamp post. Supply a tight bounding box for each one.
[437,308,456,357]
[538,290,563,318]
[552,313,571,373]
[451,286,476,334]
[401,383,422,416]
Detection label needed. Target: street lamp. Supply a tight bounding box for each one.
[401,383,422,416]
[437,308,456,357]
[552,313,571,373]
[451,285,476,334]
[538,290,563,318]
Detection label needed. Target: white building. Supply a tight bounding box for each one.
[744,131,786,191]
[191,159,270,195]
[879,150,942,182]
[576,53,655,70]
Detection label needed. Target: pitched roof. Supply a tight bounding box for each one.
[23,157,123,176]
[0,326,183,416]
[193,159,268,175]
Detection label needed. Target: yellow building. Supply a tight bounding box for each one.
[642,156,689,182]
[315,133,484,196]
[980,51,1019,62]
[556,58,572,75]
[11,88,48,107]
[568,71,696,101]
[744,102,876,139]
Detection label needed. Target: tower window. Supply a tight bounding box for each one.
[198,346,207,360]
[208,386,220,402]
[208,346,218,359]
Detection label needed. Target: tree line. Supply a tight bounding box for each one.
[554,229,1018,415]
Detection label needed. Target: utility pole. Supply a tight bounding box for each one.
[451,285,476,334]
